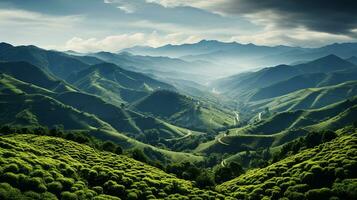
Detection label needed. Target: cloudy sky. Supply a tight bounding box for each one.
[0,0,356,52]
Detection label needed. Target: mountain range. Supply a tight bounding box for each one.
[0,41,357,200]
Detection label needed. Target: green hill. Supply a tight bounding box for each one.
[0,61,76,93]
[56,91,199,141]
[217,130,357,200]
[212,55,356,100]
[247,81,357,112]
[0,43,89,79]
[195,97,357,154]
[66,63,176,105]
[133,90,235,130]
[0,74,53,96]
[0,134,228,199]
[250,69,357,101]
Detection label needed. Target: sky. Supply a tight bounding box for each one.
[0,0,356,52]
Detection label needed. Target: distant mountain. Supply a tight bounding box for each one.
[212,55,357,100]
[123,40,296,58]
[124,40,357,76]
[0,43,91,79]
[66,62,176,105]
[347,56,357,65]
[132,90,235,130]
[88,51,218,83]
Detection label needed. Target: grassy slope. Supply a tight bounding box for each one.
[247,81,357,113]
[250,69,357,101]
[0,61,76,93]
[67,63,176,105]
[133,90,235,130]
[0,89,202,164]
[195,97,357,154]
[217,129,357,200]
[212,55,356,100]
[0,43,89,79]
[0,134,226,199]
[57,91,200,140]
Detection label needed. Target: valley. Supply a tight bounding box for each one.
[0,40,357,200]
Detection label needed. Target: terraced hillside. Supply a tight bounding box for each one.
[217,130,357,200]
[0,134,231,200]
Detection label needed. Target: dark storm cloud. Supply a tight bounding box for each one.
[214,0,357,37]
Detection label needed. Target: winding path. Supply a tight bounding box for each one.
[164,130,192,142]
[217,133,229,145]
[221,159,227,167]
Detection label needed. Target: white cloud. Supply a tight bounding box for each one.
[146,0,219,8]
[64,32,202,52]
[230,28,354,47]
[0,9,82,28]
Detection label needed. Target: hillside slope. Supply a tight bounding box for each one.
[196,97,357,154]
[0,61,75,93]
[212,55,357,100]
[133,90,235,130]
[0,134,230,199]
[247,81,357,112]
[217,130,357,200]
[67,63,176,105]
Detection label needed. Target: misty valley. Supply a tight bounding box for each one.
[0,1,357,199]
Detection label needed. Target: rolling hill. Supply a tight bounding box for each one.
[0,43,90,79]
[0,134,227,199]
[247,81,357,113]
[132,90,235,130]
[66,62,176,105]
[217,130,357,200]
[212,54,357,101]
[195,97,357,154]
[0,61,76,93]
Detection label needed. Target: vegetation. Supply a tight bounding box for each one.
[217,129,357,200]
[0,134,232,199]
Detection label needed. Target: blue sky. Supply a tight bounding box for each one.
[0,0,356,52]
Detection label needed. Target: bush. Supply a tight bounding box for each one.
[305,188,333,200]
[61,191,78,200]
[127,192,138,200]
[0,172,19,187]
[47,181,63,195]
[3,164,19,173]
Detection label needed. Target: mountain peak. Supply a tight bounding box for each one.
[308,54,345,64]
[0,42,13,48]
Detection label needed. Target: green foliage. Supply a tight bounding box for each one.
[217,132,357,200]
[0,134,230,199]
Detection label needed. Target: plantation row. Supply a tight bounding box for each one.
[0,134,233,200]
[217,129,357,200]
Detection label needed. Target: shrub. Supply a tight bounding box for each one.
[127,192,138,200]
[0,172,19,187]
[47,181,63,195]
[3,164,19,173]
[305,188,333,200]
[92,186,103,194]
[61,191,78,200]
